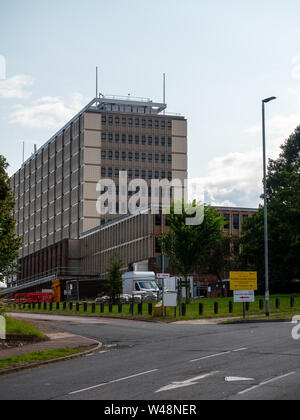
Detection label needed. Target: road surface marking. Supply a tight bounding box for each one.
[190,348,247,363]
[225,377,254,382]
[233,348,248,352]
[156,371,219,393]
[190,352,231,363]
[238,372,296,395]
[69,369,159,395]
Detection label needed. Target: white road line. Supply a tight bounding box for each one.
[238,372,296,396]
[190,351,231,363]
[69,369,159,395]
[190,348,247,363]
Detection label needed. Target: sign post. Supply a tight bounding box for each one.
[230,272,258,319]
[157,274,170,317]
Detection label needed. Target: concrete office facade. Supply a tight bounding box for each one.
[80,206,258,281]
[9,96,187,286]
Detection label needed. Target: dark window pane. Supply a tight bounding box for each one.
[233,214,240,230]
[224,214,230,230]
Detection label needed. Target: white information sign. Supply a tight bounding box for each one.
[234,290,255,303]
[157,273,170,280]
[163,292,177,307]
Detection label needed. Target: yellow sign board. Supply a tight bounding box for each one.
[230,272,258,291]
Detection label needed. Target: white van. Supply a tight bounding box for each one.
[122,272,159,298]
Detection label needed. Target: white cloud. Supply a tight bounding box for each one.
[0,74,34,99]
[193,150,263,208]
[292,56,300,80]
[198,81,300,209]
[9,93,86,130]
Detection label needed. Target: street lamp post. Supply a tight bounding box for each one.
[262,96,276,317]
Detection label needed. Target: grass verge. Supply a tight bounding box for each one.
[0,348,83,370]
[9,294,300,322]
[5,316,44,337]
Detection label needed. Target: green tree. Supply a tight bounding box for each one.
[159,201,226,307]
[206,236,239,297]
[106,254,124,304]
[0,156,21,281]
[239,126,300,292]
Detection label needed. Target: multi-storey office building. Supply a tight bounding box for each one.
[4,205,257,298]
[80,206,258,279]
[9,96,188,286]
[6,94,258,299]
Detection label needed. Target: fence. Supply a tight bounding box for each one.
[8,296,299,318]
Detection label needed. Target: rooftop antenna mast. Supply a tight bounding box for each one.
[22,141,25,165]
[96,66,99,99]
[163,73,166,114]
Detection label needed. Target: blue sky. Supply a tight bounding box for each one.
[1,0,300,207]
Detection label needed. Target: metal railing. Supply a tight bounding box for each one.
[5,267,100,291]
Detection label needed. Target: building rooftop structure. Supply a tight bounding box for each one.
[21,95,174,169]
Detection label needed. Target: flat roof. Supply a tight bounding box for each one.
[16,95,181,173]
[217,207,259,212]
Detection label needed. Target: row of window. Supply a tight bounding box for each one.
[101,133,172,147]
[102,115,172,130]
[101,167,172,180]
[101,150,172,164]
[102,186,173,197]
[223,214,249,231]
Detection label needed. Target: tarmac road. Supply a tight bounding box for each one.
[0,314,299,400]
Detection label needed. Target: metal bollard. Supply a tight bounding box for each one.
[56,302,60,311]
[214,302,219,315]
[69,302,73,311]
[182,303,187,317]
[49,302,53,311]
[138,303,143,315]
[32,303,36,310]
[100,303,105,313]
[76,302,80,312]
[63,302,67,311]
[291,296,295,308]
[92,303,96,313]
[276,298,280,309]
[246,302,250,312]
[199,303,204,316]
[118,304,122,314]
[259,300,264,310]
[109,304,113,313]
[129,303,134,315]
[44,302,47,311]
[83,302,88,312]
[148,303,153,316]
[229,301,233,314]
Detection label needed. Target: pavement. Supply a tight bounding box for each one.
[0,313,299,400]
[0,316,101,359]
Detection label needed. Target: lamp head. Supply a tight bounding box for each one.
[263,97,277,104]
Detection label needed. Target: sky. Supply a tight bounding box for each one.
[1,0,300,208]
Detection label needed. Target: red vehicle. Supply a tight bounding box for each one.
[15,292,54,304]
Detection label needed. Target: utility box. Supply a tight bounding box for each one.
[164,277,194,299]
